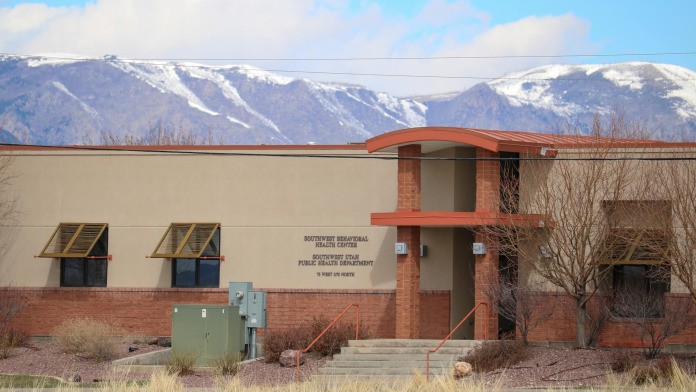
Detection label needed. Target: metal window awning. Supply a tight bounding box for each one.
[38,223,108,258]
[599,228,668,265]
[151,223,220,258]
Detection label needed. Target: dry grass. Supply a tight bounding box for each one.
[52,318,125,362]
[165,350,199,376]
[210,352,243,376]
[0,331,21,359]
[5,364,696,392]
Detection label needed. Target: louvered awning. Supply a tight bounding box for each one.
[151,223,220,258]
[600,228,668,265]
[38,223,108,258]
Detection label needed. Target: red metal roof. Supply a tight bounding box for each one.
[365,127,684,154]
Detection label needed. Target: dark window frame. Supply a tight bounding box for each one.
[59,228,109,287]
[171,228,220,288]
[611,264,670,318]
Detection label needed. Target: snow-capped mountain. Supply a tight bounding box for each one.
[0,54,426,145]
[0,56,694,145]
[424,62,696,138]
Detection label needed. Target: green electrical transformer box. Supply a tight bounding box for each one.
[171,304,245,365]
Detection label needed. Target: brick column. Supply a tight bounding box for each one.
[396,144,421,339]
[474,229,498,339]
[475,149,500,212]
[396,226,420,338]
[398,145,421,211]
[474,148,500,339]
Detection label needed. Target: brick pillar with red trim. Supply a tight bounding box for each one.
[396,144,421,339]
[474,148,500,340]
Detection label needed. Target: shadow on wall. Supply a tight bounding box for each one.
[0,225,22,286]
[369,227,397,288]
[157,258,171,287]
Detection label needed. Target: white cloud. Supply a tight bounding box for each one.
[0,0,596,96]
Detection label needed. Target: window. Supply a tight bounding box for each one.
[601,201,671,317]
[151,223,221,288]
[38,223,109,287]
[499,152,520,214]
[612,264,670,317]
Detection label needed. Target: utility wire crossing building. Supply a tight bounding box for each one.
[2,126,696,347]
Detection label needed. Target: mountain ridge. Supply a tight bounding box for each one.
[0,55,694,145]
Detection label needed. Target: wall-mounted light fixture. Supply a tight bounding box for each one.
[472,242,486,255]
[395,242,409,255]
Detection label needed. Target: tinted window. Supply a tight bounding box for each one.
[173,258,196,287]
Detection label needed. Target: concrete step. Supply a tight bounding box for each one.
[325,357,455,366]
[322,360,455,368]
[310,374,429,386]
[347,339,479,348]
[317,367,453,376]
[311,339,482,383]
[340,346,471,355]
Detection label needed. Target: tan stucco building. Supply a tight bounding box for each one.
[2,127,695,346]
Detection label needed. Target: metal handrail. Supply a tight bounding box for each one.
[295,303,360,383]
[425,301,489,382]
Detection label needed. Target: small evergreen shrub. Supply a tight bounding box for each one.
[52,318,124,362]
[461,339,528,373]
[166,350,199,376]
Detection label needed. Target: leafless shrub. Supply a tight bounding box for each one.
[484,279,554,344]
[611,290,696,359]
[460,339,529,373]
[166,350,200,376]
[53,318,125,362]
[308,316,371,357]
[262,316,370,363]
[0,292,23,334]
[610,349,641,373]
[0,331,21,359]
[210,352,242,376]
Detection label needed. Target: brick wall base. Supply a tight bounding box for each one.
[527,292,696,347]
[8,287,695,347]
[1,288,450,339]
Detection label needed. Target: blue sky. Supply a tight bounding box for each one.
[0,0,694,96]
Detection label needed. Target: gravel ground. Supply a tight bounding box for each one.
[2,341,695,389]
[0,341,326,388]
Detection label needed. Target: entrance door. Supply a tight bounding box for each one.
[450,228,475,339]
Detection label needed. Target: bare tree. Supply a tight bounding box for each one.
[585,294,611,347]
[0,144,21,333]
[0,154,16,230]
[88,120,219,145]
[488,113,652,348]
[611,288,695,359]
[0,292,22,334]
[654,151,696,302]
[485,278,555,344]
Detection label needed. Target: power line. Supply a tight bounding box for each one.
[7,51,696,62]
[2,53,695,82]
[3,143,695,161]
